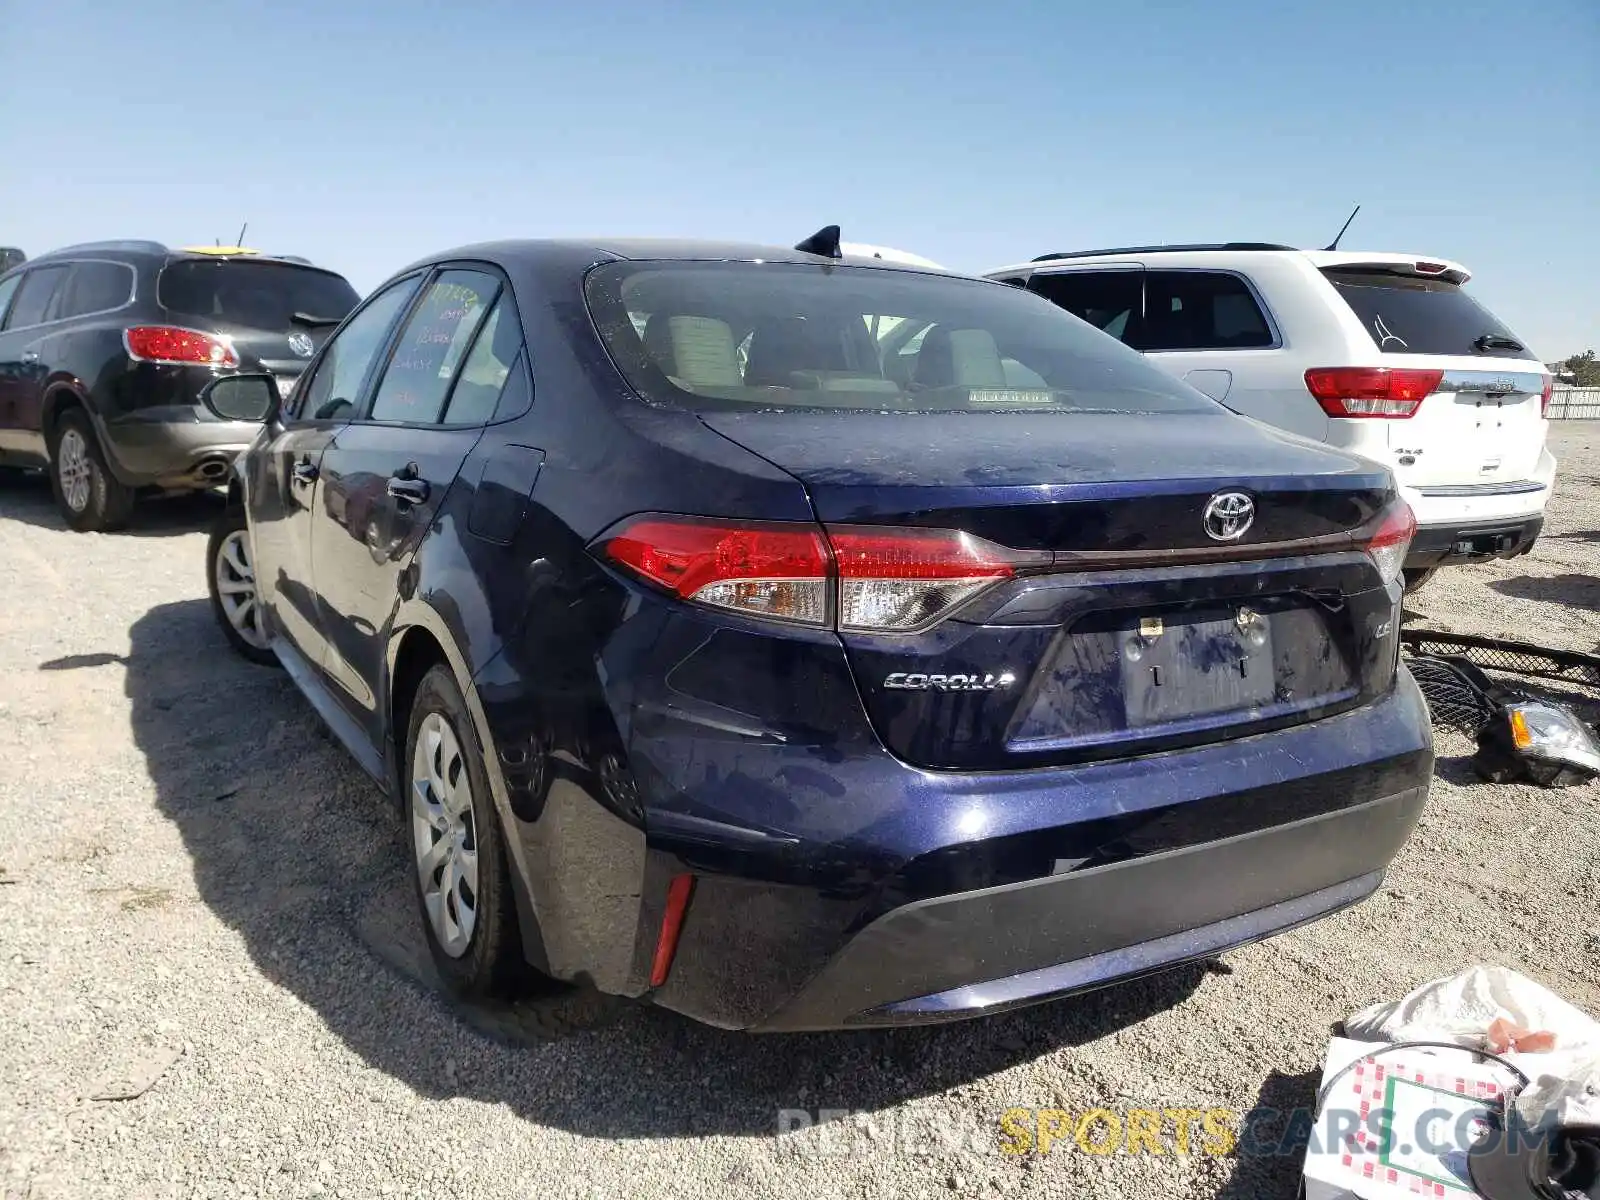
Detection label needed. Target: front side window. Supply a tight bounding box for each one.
[368,271,500,424]
[5,266,67,329]
[0,273,21,324]
[1142,271,1274,351]
[297,276,421,422]
[586,262,1218,415]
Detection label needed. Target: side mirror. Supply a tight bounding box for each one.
[201,373,280,424]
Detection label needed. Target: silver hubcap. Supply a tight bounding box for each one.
[411,713,479,957]
[57,429,93,513]
[214,530,268,649]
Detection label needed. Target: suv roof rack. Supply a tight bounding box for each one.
[1030,242,1297,263]
[38,239,169,259]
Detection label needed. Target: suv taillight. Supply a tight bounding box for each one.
[1541,373,1553,418]
[1362,501,1416,584]
[124,325,239,369]
[599,517,1046,632]
[1305,367,1443,418]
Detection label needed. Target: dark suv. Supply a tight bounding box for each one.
[0,241,359,530]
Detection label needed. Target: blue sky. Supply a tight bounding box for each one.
[2,0,1595,358]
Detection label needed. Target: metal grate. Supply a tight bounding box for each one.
[1403,656,1495,733]
[1400,630,1600,693]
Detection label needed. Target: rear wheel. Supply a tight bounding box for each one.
[1402,567,1440,595]
[49,410,134,532]
[207,506,276,665]
[404,665,616,1036]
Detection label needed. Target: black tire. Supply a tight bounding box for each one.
[402,665,618,1037]
[206,507,277,666]
[48,409,135,532]
[1402,567,1440,595]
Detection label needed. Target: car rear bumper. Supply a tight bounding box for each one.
[97,407,258,488]
[1405,515,1543,569]
[633,671,1433,1031]
[753,792,1418,1030]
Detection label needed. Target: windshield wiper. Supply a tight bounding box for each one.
[1474,334,1524,353]
[290,311,343,328]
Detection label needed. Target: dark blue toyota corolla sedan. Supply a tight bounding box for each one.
[201,233,1432,1032]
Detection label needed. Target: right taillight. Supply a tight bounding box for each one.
[1305,367,1443,418]
[1540,373,1553,418]
[1363,501,1416,584]
[599,517,1045,632]
[124,325,239,369]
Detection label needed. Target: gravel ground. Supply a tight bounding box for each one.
[2,427,1598,1200]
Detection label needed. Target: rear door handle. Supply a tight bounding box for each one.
[386,476,430,507]
[292,460,318,485]
[20,350,39,364]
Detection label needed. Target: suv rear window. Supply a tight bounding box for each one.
[1323,269,1534,360]
[159,259,360,332]
[585,261,1221,415]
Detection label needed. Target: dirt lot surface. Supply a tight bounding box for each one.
[2,426,1598,1200]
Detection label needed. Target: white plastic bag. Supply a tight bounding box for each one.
[1345,965,1600,1052]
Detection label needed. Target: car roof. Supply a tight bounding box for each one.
[397,237,964,278]
[990,245,1473,284]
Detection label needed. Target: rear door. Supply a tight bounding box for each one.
[309,267,517,746]
[248,275,424,672]
[1322,266,1547,488]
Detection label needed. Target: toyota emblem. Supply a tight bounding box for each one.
[1202,492,1255,542]
[287,332,316,359]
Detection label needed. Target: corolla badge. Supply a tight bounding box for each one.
[884,671,1015,692]
[1202,491,1255,542]
[286,332,316,358]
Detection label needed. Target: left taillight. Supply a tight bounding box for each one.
[599,517,1043,632]
[601,517,832,626]
[124,325,239,369]
[1363,500,1416,585]
[1541,373,1553,418]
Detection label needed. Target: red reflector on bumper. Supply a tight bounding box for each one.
[649,873,696,988]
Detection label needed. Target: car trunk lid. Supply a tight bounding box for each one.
[699,409,1403,769]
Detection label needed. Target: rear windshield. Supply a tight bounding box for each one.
[159,259,360,332]
[584,261,1223,415]
[1324,269,1535,360]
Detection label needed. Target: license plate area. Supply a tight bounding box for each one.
[1119,613,1275,726]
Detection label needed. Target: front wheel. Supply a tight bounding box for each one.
[207,507,276,665]
[50,410,134,532]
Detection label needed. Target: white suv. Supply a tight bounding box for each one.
[984,244,1556,589]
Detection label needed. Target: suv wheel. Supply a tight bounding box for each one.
[1402,568,1439,595]
[207,507,276,665]
[50,410,134,532]
[404,665,616,1036]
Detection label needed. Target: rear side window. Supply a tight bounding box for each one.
[6,266,66,328]
[159,259,359,332]
[440,291,525,426]
[1028,271,1141,343]
[1324,269,1533,359]
[586,261,1220,415]
[368,270,501,424]
[1142,271,1274,351]
[55,261,134,318]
